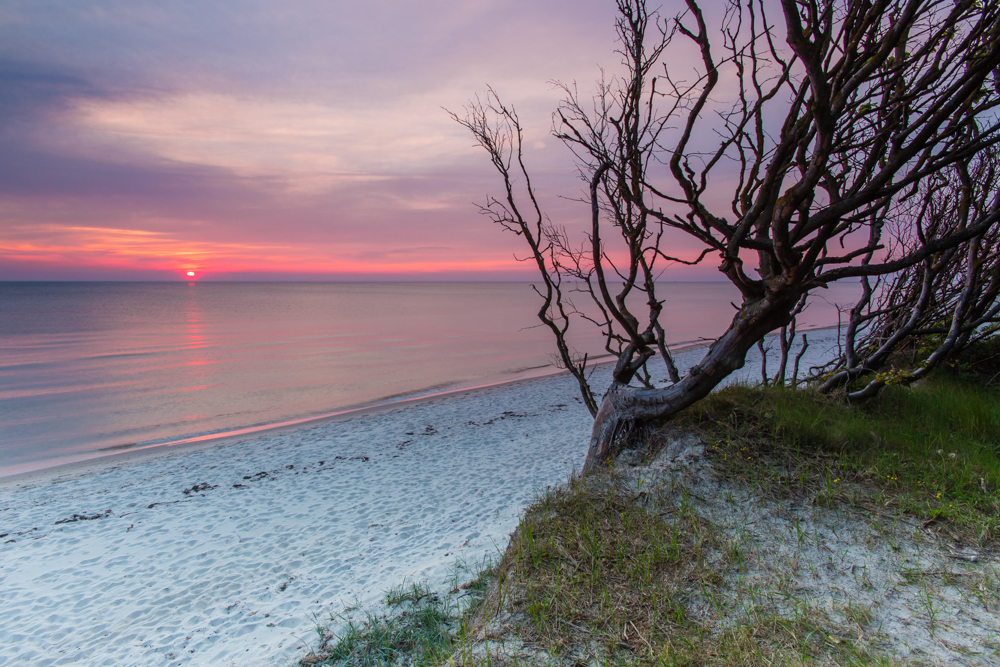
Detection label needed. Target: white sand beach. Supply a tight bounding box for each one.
[0,330,839,667]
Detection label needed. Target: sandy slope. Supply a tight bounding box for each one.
[0,330,838,667]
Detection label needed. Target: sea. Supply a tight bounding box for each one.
[0,281,859,475]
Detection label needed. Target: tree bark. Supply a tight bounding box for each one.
[583,292,797,472]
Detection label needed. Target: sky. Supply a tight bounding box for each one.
[0,0,724,281]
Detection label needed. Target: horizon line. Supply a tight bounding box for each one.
[0,277,735,284]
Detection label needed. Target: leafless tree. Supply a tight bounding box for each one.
[454,0,1000,473]
[818,152,1000,398]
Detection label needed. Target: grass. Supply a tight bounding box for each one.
[301,559,502,667]
[676,369,1000,545]
[302,342,1000,666]
[301,583,460,666]
[492,474,713,662]
[463,475,913,667]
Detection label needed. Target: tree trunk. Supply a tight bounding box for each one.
[583,293,797,473]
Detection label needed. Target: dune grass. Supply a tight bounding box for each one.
[679,368,1000,545]
[457,466,935,667]
[491,474,712,663]
[301,583,460,667]
[301,342,1000,666]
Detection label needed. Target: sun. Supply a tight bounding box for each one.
[186,271,196,277]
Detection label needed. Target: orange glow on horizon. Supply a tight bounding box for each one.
[2,221,717,279]
[0,223,534,275]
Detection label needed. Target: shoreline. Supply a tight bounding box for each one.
[1,325,841,486]
[0,354,614,487]
[0,364,580,487]
[1,332,738,485]
[0,359,603,667]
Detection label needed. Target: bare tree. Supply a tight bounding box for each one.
[449,90,601,417]
[818,153,1000,398]
[455,0,1000,473]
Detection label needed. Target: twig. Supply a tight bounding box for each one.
[945,552,979,563]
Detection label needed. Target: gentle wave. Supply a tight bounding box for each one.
[0,281,859,474]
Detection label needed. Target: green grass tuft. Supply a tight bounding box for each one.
[303,583,458,667]
[501,475,712,661]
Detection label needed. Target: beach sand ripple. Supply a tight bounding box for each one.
[0,373,595,667]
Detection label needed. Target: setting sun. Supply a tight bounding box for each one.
[186,271,195,277]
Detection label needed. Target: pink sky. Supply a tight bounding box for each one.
[0,1,728,281]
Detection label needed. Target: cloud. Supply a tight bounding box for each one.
[0,0,727,281]
[68,91,490,184]
[0,217,536,279]
[0,58,110,129]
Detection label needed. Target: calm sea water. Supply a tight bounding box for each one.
[0,281,858,474]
